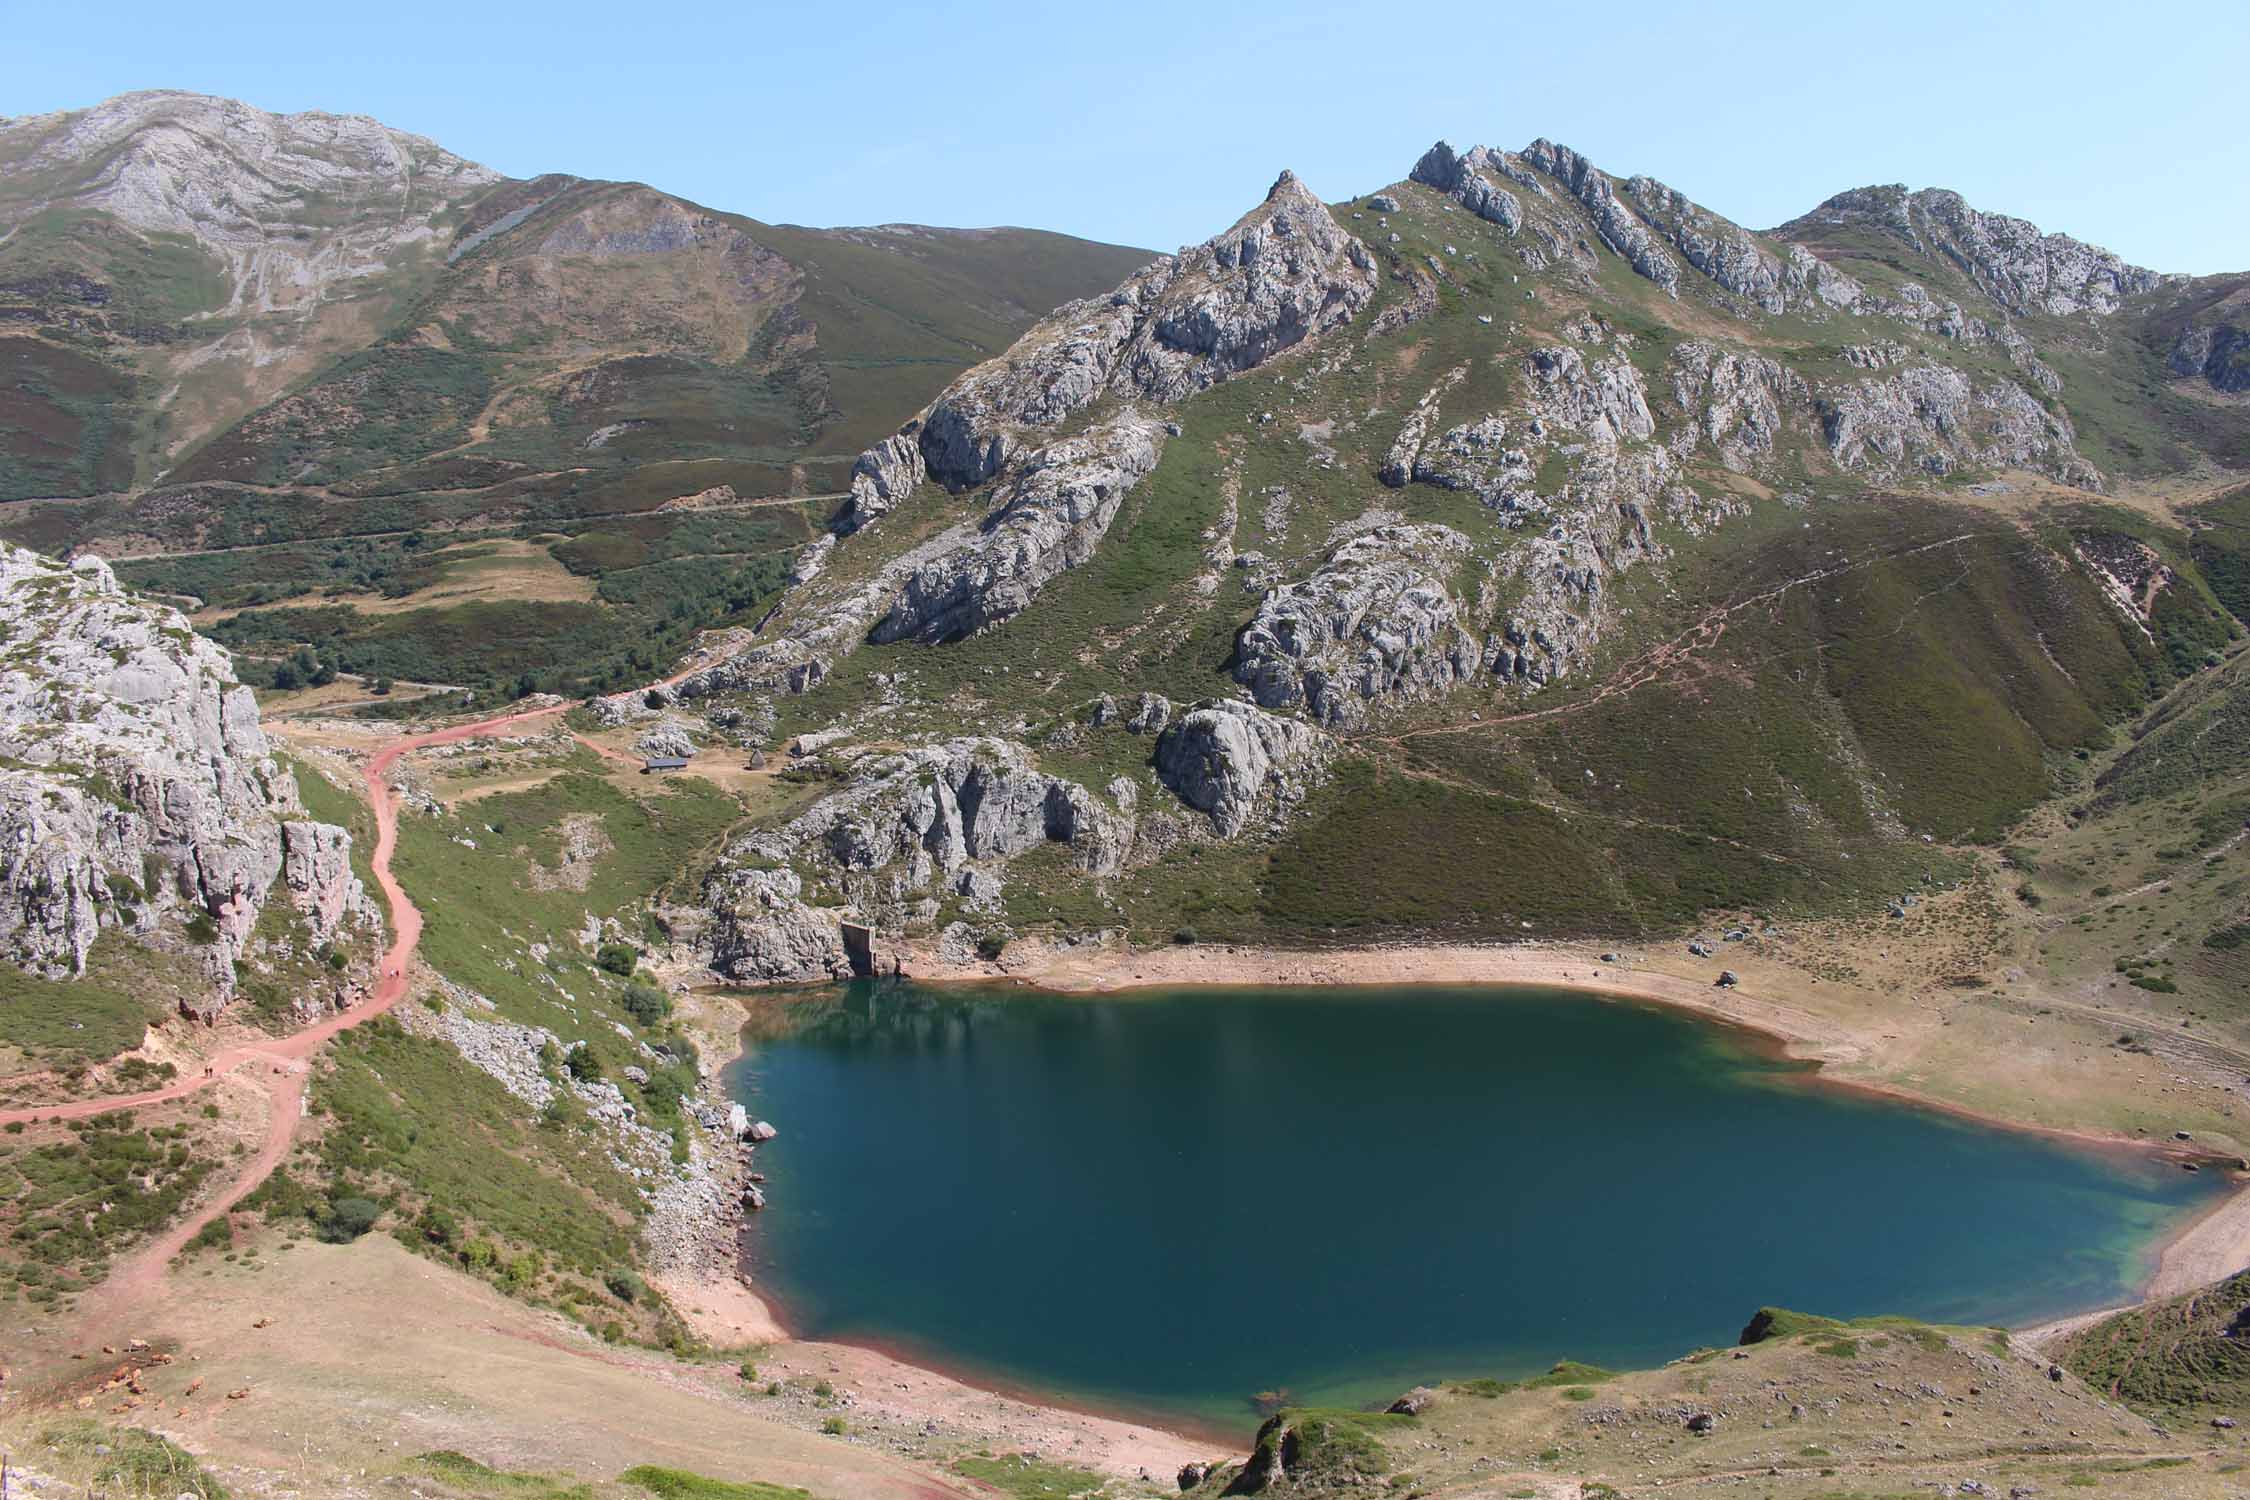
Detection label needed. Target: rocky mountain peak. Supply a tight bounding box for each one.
[1776,181,2165,315]
[0,89,501,322]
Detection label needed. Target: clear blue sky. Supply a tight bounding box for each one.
[8,0,2245,274]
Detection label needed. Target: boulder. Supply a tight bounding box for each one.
[1155,700,1330,836]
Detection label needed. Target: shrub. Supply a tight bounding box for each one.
[596,942,642,977]
[620,980,672,1026]
[319,1196,382,1242]
[605,1269,645,1304]
[185,1216,233,1254]
[974,932,1008,961]
[821,1417,847,1436]
[416,1206,458,1247]
[566,1044,603,1082]
[738,1360,759,1382]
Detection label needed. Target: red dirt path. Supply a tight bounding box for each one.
[0,701,571,1307]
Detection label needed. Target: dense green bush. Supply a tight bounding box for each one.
[319,1196,383,1242]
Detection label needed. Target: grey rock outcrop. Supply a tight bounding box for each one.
[0,546,370,988]
[1233,525,1481,728]
[871,413,1168,642]
[1624,175,1786,313]
[852,169,1375,495]
[701,736,1142,978]
[1524,345,1654,444]
[1155,700,1330,836]
[1521,139,1680,295]
[1778,184,2163,316]
[1410,141,1524,235]
[1380,363,1470,486]
[704,866,851,984]
[2170,319,2250,393]
[834,431,927,535]
[1668,342,1810,469]
[1819,365,2099,486]
[635,720,697,758]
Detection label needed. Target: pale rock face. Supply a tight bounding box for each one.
[871,413,1169,643]
[1412,415,1536,507]
[1520,139,1681,296]
[1780,244,1866,310]
[1668,342,1810,470]
[867,169,1375,494]
[1524,345,1654,445]
[703,867,849,984]
[1379,363,1470,487]
[1785,184,2163,316]
[1819,365,2099,486]
[834,432,929,535]
[634,720,697,759]
[0,90,499,320]
[1233,525,1481,729]
[1625,175,1786,313]
[1155,700,1331,837]
[700,738,1135,976]
[1410,142,1526,235]
[0,545,369,988]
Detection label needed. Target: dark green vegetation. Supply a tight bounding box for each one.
[0,1110,214,1306]
[37,1418,230,1500]
[2059,1270,2250,1419]
[739,983,2212,1424]
[249,1014,678,1341]
[242,764,745,1338]
[116,510,812,695]
[616,1466,811,1500]
[0,936,165,1066]
[948,1454,1118,1499]
[1191,1409,1411,1495]
[405,1451,594,1500]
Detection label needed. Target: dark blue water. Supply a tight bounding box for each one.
[727,982,2215,1429]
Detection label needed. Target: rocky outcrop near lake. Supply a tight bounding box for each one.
[0,545,371,996]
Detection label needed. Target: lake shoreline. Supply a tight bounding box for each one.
[677,938,2250,1450]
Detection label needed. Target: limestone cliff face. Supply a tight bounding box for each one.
[0,89,499,320]
[709,169,1377,693]
[838,169,1376,523]
[0,546,371,993]
[700,737,1140,980]
[1777,184,2166,316]
[1233,525,1481,729]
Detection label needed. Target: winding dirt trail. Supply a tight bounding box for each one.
[2,700,573,1312]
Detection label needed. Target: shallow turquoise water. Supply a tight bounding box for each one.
[727,981,2215,1431]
